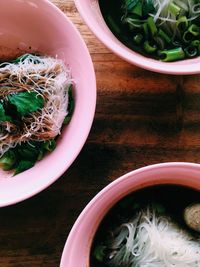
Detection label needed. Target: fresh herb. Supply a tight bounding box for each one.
[12,54,30,63]
[0,150,16,171]
[64,85,74,124]
[13,53,41,64]
[15,160,35,175]
[124,0,140,12]
[143,0,155,16]
[42,140,56,152]
[8,91,44,116]
[0,140,57,175]
[0,103,12,122]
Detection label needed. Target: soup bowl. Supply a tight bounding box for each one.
[74,0,200,75]
[60,162,200,267]
[0,0,96,206]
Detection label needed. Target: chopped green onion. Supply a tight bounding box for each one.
[154,36,165,50]
[123,17,143,30]
[143,22,149,37]
[169,2,181,16]
[193,3,200,14]
[144,41,157,53]
[176,16,188,32]
[133,33,143,44]
[147,16,157,36]
[183,31,193,43]
[103,0,200,61]
[191,40,200,46]
[188,24,200,36]
[184,45,198,57]
[159,47,185,62]
[130,1,142,16]
[158,29,171,44]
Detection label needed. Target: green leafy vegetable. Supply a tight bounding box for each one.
[42,140,56,152]
[142,0,155,16]
[0,150,16,171]
[14,160,35,175]
[0,139,58,175]
[64,85,74,125]
[131,1,143,16]
[0,103,12,122]
[16,142,40,161]
[13,53,41,64]
[8,91,44,116]
[12,54,30,63]
[125,0,139,12]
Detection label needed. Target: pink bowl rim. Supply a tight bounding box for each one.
[74,0,200,75]
[0,0,96,207]
[60,162,200,266]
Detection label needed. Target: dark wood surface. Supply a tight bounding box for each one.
[0,0,200,266]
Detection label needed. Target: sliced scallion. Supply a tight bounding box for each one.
[159,47,185,62]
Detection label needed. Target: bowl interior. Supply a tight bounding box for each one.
[0,0,96,206]
[74,0,200,74]
[60,163,200,267]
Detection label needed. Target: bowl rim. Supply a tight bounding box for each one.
[60,162,200,266]
[74,0,200,75]
[0,0,96,207]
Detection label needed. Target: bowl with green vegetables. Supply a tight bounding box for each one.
[74,0,200,74]
[0,0,96,206]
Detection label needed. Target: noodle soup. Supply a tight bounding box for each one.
[90,185,200,267]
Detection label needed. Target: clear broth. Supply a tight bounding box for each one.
[90,184,200,267]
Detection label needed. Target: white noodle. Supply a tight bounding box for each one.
[107,207,200,267]
[0,54,73,157]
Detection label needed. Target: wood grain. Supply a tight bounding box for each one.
[0,0,199,266]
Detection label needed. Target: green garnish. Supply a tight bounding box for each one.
[0,103,12,122]
[8,91,44,116]
[122,0,200,61]
[12,54,30,63]
[0,140,58,175]
[15,160,35,175]
[64,85,74,125]
[0,150,16,171]
[159,47,185,62]
[100,0,200,61]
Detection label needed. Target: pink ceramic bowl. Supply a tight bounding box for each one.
[0,0,96,206]
[60,162,200,267]
[74,0,200,75]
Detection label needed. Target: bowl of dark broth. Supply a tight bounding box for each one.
[60,163,200,267]
[74,0,200,74]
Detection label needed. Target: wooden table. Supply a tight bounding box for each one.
[0,1,200,266]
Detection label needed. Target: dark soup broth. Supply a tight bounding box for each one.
[90,184,200,267]
[98,0,144,54]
